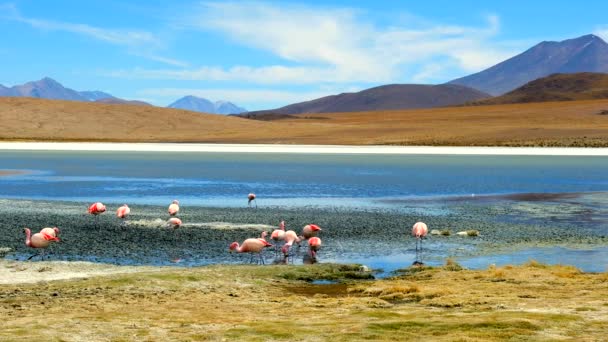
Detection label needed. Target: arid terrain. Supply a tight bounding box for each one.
[1,260,606,341]
[2,97,608,146]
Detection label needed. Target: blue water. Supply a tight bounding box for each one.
[2,151,608,207]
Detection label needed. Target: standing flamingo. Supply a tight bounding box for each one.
[116,204,130,226]
[308,237,322,258]
[167,217,182,229]
[88,202,106,227]
[302,224,322,240]
[412,222,428,264]
[281,230,302,262]
[270,221,286,256]
[230,238,272,264]
[168,200,180,216]
[23,228,60,260]
[248,193,257,208]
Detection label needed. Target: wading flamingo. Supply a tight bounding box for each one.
[270,221,286,256]
[230,238,272,264]
[23,228,60,260]
[308,237,322,258]
[248,193,257,208]
[302,224,322,240]
[412,222,428,264]
[116,204,130,226]
[168,200,180,216]
[167,217,182,229]
[281,230,302,262]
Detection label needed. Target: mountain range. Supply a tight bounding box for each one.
[168,96,246,115]
[0,78,246,114]
[245,84,490,117]
[449,34,608,95]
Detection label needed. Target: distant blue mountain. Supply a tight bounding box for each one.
[168,95,247,115]
[79,90,115,101]
[0,77,115,102]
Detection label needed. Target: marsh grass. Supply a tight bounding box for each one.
[0,262,607,341]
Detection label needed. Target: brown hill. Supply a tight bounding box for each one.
[2,96,608,146]
[470,73,608,105]
[245,84,490,117]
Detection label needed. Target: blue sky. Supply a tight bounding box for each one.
[1,0,607,110]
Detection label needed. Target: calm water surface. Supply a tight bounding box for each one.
[2,150,608,207]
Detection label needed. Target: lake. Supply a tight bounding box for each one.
[1,149,608,272]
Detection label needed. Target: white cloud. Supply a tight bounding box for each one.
[595,26,608,42]
[2,4,186,67]
[109,2,519,84]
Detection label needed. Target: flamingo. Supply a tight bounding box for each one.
[116,204,130,226]
[270,221,286,256]
[230,238,272,264]
[23,228,60,260]
[302,224,322,240]
[168,200,180,216]
[412,222,428,264]
[248,193,257,208]
[308,237,322,258]
[88,202,106,227]
[167,217,182,229]
[39,227,60,239]
[281,230,302,262]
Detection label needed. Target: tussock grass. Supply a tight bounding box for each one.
[0,262,607,341]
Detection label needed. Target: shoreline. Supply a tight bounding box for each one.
[2,142,608,155]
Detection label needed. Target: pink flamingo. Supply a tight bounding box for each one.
[412,222,428,264]
[23,228,60,260]
[302,224,322,240]
[39,227,60,239]
[167,217,182,229]
[230,237,272,264]
[88,202,106,215]
[308,237,322,258]
[281,230,302,262]
[88,202,106,227]
[248,193,257,208]
[116,204,130,226]
[168,200,180,216]
[270,221,286,256]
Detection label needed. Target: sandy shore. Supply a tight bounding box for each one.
[2,142,608,155]
[0,259,159,284]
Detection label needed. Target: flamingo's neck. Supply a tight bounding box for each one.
[24,229,32,247]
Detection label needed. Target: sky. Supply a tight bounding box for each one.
[1,0,608,110]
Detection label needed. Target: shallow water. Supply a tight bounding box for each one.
[2,150,608,272]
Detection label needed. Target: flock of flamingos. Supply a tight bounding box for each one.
[22,192,430,264]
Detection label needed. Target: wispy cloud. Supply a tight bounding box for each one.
[595,25,608,41]
[110,2,519,84]
[1,3,186,67]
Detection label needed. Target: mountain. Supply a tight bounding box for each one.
[95,98,153,106]
[245,84,490,117]
[167,95,247,114]
[0,77,87,101]
[79,90,115,101]
[469,72,608,105]
[449,34,608,95]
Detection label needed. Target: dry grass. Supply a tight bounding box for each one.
[3,97,608,146]
[1,262,607,341]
